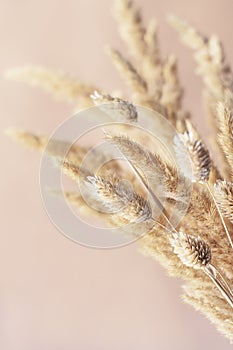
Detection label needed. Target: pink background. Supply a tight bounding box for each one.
[1,0,233,349]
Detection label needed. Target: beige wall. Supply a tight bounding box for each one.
[1,0,233,349]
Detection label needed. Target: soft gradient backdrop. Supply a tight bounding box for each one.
[1,0,233,349]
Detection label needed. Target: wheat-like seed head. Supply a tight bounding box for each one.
[54,157,92,184]
[216,98,233,176]
[105,131,192,210]
[104,132,167,193]
[214,180,233,223]
[179,121,211,182]
[168,15,206,50]
[5,66,97,105]
[170,232,212,269]
[106,47,147,96]
[104,132,164,172]
[86,175,152,224]
[6,129,48,151]
[161,53,183,119]
[114,0,146,60]
[54,158,81,182]
[91,91,138,122]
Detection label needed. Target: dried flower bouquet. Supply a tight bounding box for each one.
[6,0,233,342]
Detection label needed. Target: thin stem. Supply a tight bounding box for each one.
[151,217,174,234]
[208,264,233,299]
[128,161,178,233]
[204,264,233,309]
[205,182,233,250]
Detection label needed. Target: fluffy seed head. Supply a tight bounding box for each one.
[214,180,233,223]
[180,126,211,183]
[170,232,211,269]
[91,91,138,122]
[86,175,152,224]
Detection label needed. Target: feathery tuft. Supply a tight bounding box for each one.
[178,121,211,182]
[106,48,147,97]
[168,15,206,50]
[214,180,233,224]
[114,0,146,60]
[91,91,138,122]
[86,175,152,223]
[170,231,211,269]
[5,66,96,106]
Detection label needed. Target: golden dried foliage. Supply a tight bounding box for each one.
[7,129,87,165]
[169,14,233,179]
[6,129,48,151]
[177,119,211,183]
[170,231,212,269]
[216,94,233,175]
[214,180,233,224]
[5,66,96,108]
[86,175,152,224]
[106,47,148,99]
[7,0,233,342]
[91,91,138,122]
[161,54,184,121]
[114,0,146,60]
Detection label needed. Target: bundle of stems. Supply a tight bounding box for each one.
[7,0,233,342]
